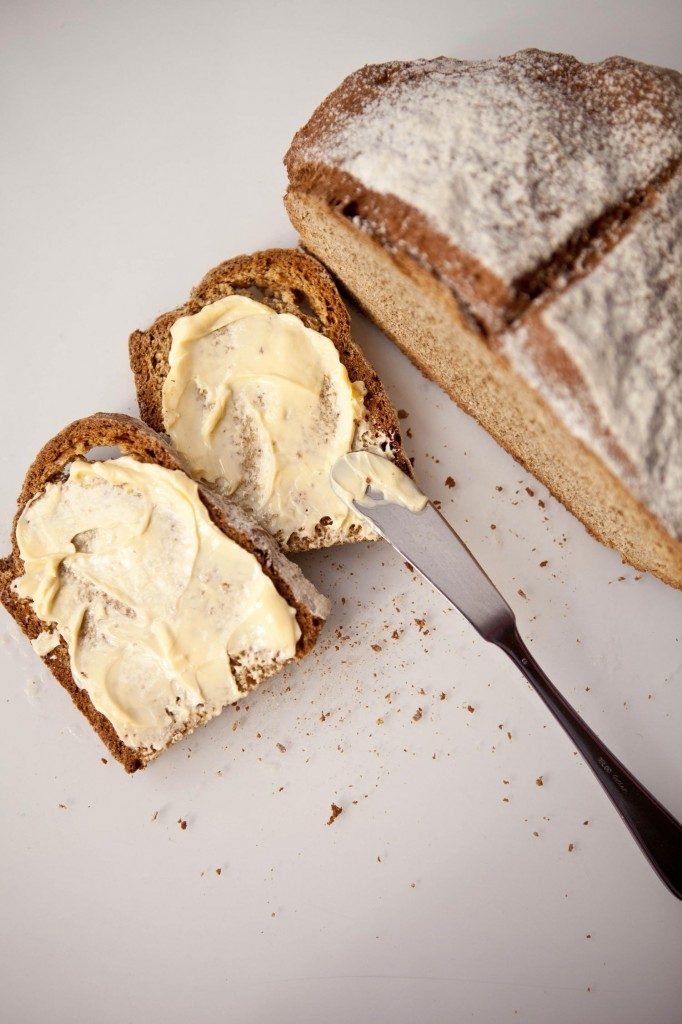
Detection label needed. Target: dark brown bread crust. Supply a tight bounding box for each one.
[129,248,411,550]
[0,413,329,772]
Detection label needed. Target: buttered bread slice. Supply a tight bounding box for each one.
[129,249,411,552]
[0,413,329,772]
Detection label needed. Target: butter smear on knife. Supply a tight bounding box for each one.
[331,451,427,512]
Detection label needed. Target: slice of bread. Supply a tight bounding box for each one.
[0,413,330,772]
[129,248,411,552]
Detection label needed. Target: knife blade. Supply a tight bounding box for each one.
[331,452,682,898]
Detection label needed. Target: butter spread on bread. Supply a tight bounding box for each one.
[163,294,372,544]
[13,455,300,751]
[129,249,413,554]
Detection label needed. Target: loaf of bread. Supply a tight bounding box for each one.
[0,414,329,771]
[284,50,682,588]
[130,249,411,552]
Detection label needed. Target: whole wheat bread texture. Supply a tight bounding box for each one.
[0,413,330,773]
[129,248,411,552]
[284,51,682,589]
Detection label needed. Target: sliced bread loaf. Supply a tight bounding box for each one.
[284,51,682,588]
[0,413,329,772]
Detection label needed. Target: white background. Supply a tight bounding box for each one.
[1,2,681,1022]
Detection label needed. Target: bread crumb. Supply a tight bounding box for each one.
[532,831,539,837]
[215,867,222,876]
[525,487,535,497]
[536,776,543,787]
[517,588,528,599]
[178,819,187,830]
[276,742,286,753]
[439,691,447,701]
[151,810,158,822]
[412,708,423,722]
[568,843,574,852]
[327,803,342,826]
[404,561,414,572]
[490,523,497,530]
[495,485,503,492]
[376,717,384,726]
[101,758,108,765]
[539,559,549,567]
[466,705,475,714]
[397,409,409,419]
[410,882,416,888]
[58,803,67,810]
[371,643,382,652]
[231,721,238,732]
[445,476,456,488]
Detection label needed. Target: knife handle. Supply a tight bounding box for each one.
[496,624,682,900]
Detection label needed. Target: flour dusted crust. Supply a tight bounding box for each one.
[0,413,330,772]
[285,50,682,587]
[286,50,682,331]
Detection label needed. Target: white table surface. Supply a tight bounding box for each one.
[1,2,681,1022]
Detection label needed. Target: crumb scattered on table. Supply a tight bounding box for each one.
[327,803,342,826]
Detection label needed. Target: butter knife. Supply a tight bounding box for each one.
[331,452,682,898]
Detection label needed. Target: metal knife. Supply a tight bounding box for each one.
[331,454,682,899]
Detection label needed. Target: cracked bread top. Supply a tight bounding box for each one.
[285,50,681,332]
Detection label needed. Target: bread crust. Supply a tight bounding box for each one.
[129,248,411,550]
[0,413,330,772]
[285,52,682,335]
